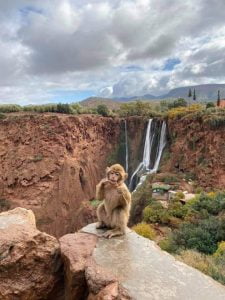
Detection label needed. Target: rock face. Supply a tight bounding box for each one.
[59,231,130,300]
[167,118,225,188]
[0,207,61,300]
[81,223,225,300]
[0,114,121,237]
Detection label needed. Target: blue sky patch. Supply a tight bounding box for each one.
[163,58,181,71]
[47,90,95,103]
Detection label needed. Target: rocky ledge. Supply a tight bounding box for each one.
[1,208,225,300]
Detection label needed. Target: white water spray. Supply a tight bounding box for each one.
[129,119,167,191]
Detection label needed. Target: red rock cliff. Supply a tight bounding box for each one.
[0,114,121,237]
[166,118,225,189]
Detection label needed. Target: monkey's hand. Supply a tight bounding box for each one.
[96,178,108,200]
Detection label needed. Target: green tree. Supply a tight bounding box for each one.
[96,104,110,116]
[193,89,196,101]
[188,88,192,98]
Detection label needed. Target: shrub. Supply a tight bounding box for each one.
[172,216,225,254]
[132,222,156,240]
[175,191,185,199]
[143,202,164,223]
[177,250,225,285]
[117,100,160,117]
[56,103,74,114]
[96,104,110,116]
[192,192,225,215]
[206,102,215,109]
[0,104,22,113]
[214,241,225,258]
[158,237,179,253]
[167,104,204,119]
[168,98,187,109]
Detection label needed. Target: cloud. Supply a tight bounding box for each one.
[0,0,225,103]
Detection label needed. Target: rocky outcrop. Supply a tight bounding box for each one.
[0,207,62,300]
[166,118,225,189]
[59,232,130,300]
[81,223,225,300]
[0,114,121,237]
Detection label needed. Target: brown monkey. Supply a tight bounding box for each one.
[96,164,131,238]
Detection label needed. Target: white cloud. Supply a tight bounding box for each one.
[0,0,225,103]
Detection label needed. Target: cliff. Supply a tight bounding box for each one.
[166,118,225,189]
[0,114,121,237]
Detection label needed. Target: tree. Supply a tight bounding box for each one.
[96,104,110,116]
[193,89,196,101]
[188,88,192,98]
[217,90,221,107]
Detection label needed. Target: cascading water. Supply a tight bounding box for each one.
[124,120,129,173]
[129,119,167,191]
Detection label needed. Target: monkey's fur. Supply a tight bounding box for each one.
[96,164,131,238]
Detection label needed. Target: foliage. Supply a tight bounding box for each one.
[56,103,74,114]
[168,98,187,109]
[96,104,110,116]
[117,100,161,117]
[206,102,215,109]
[214,241,225,258]
[132,222,156,240]
[0,104,22,113]
[166,104,204,119]
[176,250,225,285]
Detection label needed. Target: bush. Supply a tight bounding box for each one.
[172,216,225,254]
[167,104,204,119]
[206,102,215,109]
[159,237,179,253]
[56,103,74,114]
[132,223,156,240]
[177,250,225,285]
[143,202,164,223]
[96,104,110,116]
[214,241,225,258]
[168,98,187,109]
[117,100,161,117]
[0,104,22,113]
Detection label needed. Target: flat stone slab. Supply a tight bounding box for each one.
[81,223,225,300]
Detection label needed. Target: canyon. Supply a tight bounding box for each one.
[0,113,225,238]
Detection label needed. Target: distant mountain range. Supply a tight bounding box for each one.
[114,84,225,101]
[79,84,225,108]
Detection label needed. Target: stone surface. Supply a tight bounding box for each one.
[59,232,98,300]
[0,207,62,300]
[59,231,131,300]
[82,223,225,300]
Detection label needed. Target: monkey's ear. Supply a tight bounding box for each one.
[124,173,128,180]
[106,167,110,174]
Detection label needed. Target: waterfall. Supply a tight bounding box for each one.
[129,119,167,191]
[124,120,129,173]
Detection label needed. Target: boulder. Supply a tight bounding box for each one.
[0,207,62,300]
[59,232,131,300]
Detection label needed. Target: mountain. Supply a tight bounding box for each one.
[113,84,225,102]
[160,84,225,101]
[79,97,121,110]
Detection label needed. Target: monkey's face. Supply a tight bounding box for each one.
[108,170,121,184]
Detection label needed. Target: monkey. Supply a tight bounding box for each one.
[95,164,131,238]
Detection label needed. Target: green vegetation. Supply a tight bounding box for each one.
[116,100,161,117]
[133,188,225,285]
[96,104,110,116]
[132,222,156,240]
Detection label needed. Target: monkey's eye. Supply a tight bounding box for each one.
[115,173,120,176]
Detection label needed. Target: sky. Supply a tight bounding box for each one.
[0,0,225,104]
